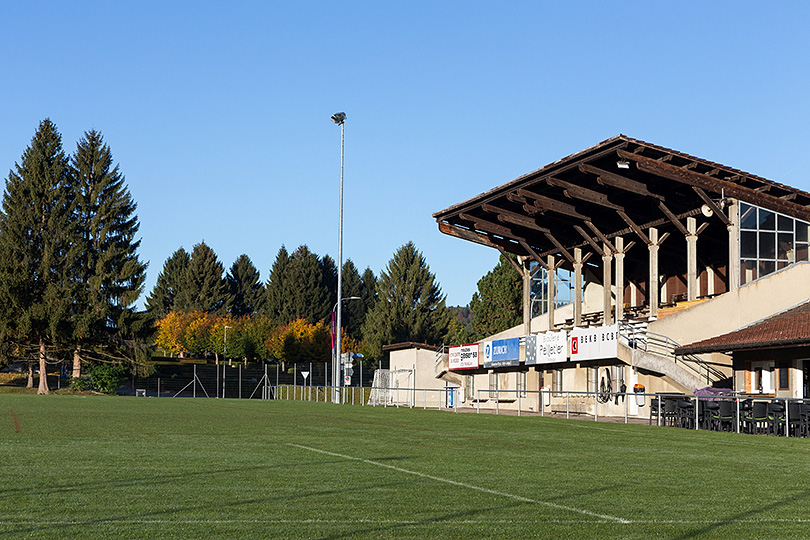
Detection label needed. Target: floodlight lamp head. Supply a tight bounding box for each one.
[331,112,346,125]
[616,159,630,169]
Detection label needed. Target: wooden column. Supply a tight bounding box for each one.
[547,255,556,330]
[520,256,532,335]
[727,199,740,292]
[615,236,625,321]
[573,247,583,327]
[649,228,660,319]
[602,243,613,325]
[686,217,698,301]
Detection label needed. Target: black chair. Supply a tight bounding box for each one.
[699,400,719,430]
[768,401,786,436]
[649,397,660,425]
[744,401,769,434]
[663,398,679,427]
[676,399,695,429]
[786,401,803,437]
[716,400,736,432]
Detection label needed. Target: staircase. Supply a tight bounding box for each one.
[618,321,727,392]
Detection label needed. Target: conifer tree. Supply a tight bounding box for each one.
[340,260,366,340]
[288,245,331,324]
[262,245,291,319]
[70,130,147,376]
[469,254,522,339]
[177,242,230,314]
[145,248,190,318]
[0,119,75,394]
[361,242,451,363]
[227,254,263,317]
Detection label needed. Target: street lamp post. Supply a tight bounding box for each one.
[331,112,346,403]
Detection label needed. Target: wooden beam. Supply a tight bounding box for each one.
[579,163,665,201]
[658,201,689,236]
[573,224,604,256]
[585,221,616,252]
[517,188,591,220]
[518,239,550,270]
[438,222,507,251]
[497,247,525,275]
[459,213,518,239]
[543,231,574,263]
[616,211,651,245]
[482,204,551,233]
[618,149,810,222]
[691,186,732,226]
[545,177,624,211]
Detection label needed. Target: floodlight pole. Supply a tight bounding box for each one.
[331,112,346,403]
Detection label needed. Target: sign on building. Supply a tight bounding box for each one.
[525,330,567,365]
[482,337,520,368]
[569,324,619,362]
[448,344,479,370]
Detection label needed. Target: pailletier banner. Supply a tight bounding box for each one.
[448,344,479,370]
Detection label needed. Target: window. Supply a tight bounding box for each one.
[751,361,775,394]
[466,375,475,401]
[739,203,810,285]
[778,362,790,391]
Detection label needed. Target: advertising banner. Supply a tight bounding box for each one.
[569,324,619,362]
[525,330,567,365]
[482,337,520,368]
[448,344,479,370]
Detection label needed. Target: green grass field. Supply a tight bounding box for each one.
[2,395,810,539]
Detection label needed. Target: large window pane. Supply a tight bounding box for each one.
[741,260,757,285]
[759,231,776,259]
[798,222,808,242]
[741,231,758,258]
[759,260,775,278]
[778,214,794,232]
[777,232,793,261]
[797,244,809,262]
[740,203,757,230]
[759,209,776,230]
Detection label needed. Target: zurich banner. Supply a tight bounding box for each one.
[483,337,520,368]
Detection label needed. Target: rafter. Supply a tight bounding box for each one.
[616,211,651,245]
[545,177,624,211]
[585,221,615,253]
[482,204,551,233]
[573,224,604,256]
[691,186,731,226]
[579,163,664,201]
[516,188,591,220]
[658,201,688,236]
[618,149,810,222]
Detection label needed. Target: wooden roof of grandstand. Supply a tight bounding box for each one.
[433,135,810,269]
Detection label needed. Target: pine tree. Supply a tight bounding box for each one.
[177,242,230,314]
[340,260,366,340]
[0,119,75,394]
[361,242,451,363]
[227,254,263,317]
[469,254,522,339]
[262,245,291,320]
[70,130,147,376]
[145,248,191,318]
[288,245,331,324]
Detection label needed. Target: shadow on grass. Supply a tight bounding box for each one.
[0,479,413,536]
[669,487,810,540]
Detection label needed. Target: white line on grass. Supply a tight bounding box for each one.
[287,443,630,524]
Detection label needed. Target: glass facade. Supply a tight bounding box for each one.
[740,202,810,285]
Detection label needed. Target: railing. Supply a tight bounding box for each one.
[618,321,726,384]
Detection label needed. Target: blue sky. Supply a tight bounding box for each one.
[2,2,810,308]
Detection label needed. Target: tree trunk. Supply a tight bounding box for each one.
[38,338,50,395]
[27,362,34,388]
[72,344,82,379]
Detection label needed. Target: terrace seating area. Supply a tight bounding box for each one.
[652,395,810,437]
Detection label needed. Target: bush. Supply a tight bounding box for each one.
[84,364,127,394]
